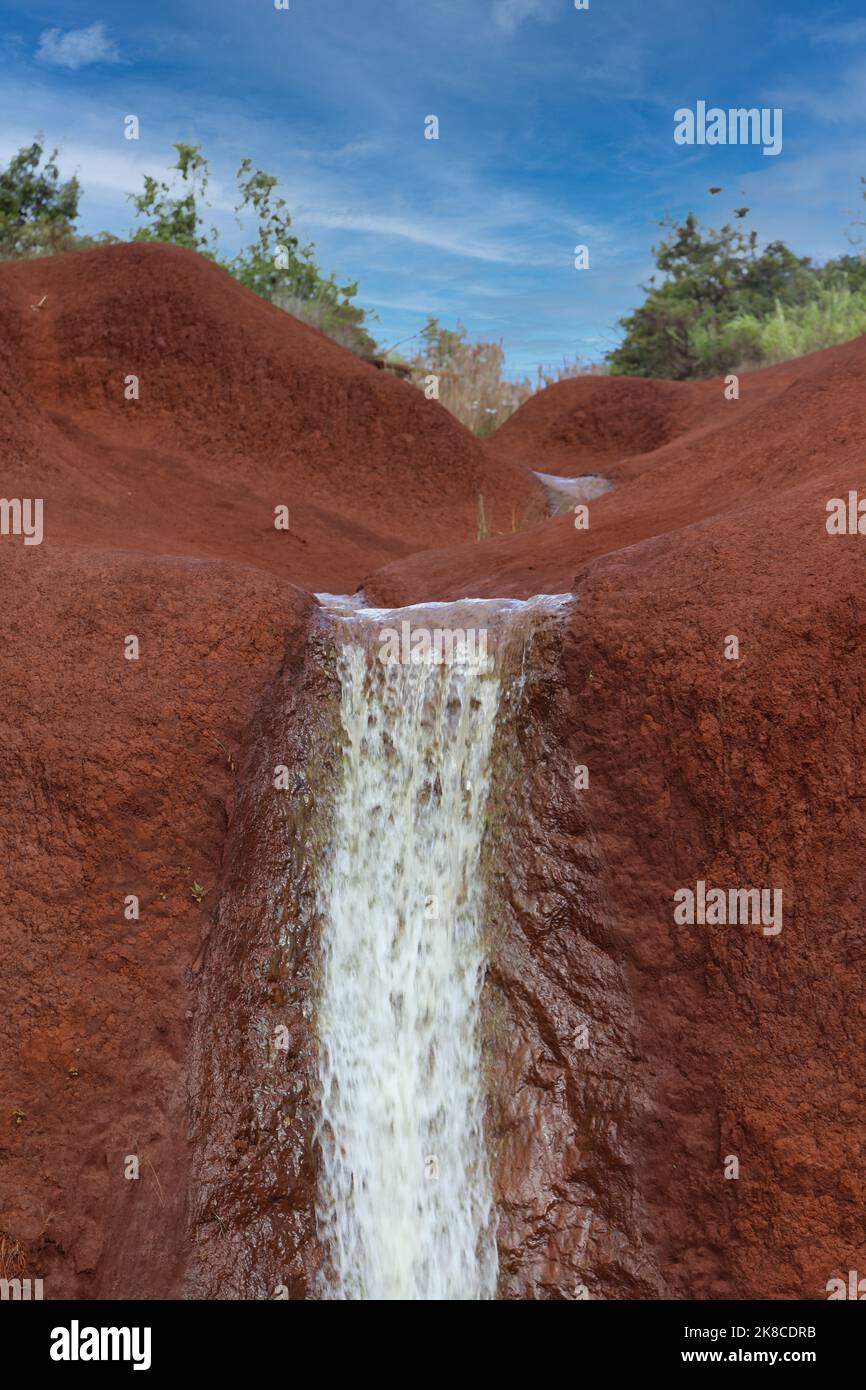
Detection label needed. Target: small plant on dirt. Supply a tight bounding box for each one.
[190,881,207,904]
[476,494,489,541]
[209,732,237,774]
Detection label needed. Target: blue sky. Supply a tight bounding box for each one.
[1,0,865,373]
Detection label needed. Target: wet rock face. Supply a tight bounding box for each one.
[484,616,658,1299]
[184,611,338,1300]
[183,598,653,1302]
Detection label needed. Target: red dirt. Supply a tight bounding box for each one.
[0,242,536,593]
[366,342,866,1298]
[2,242,864,1300]
[365,336,866,603]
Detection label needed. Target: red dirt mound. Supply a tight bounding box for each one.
[484,358,808,481]
[365,333,866,603]
[0,242,535,592]
[0,541,314,1296]
[3,239,865,1302]
[487,373,707,475]
[0,243,538,1295]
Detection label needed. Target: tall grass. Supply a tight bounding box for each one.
[691,284,866,373]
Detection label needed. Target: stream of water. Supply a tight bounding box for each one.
[314,595,567,1300]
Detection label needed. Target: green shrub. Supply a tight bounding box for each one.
[737,285,866,363]
[0,137,376,357]
[609,203,866,379]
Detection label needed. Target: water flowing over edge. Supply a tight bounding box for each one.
[312,593,572,1301]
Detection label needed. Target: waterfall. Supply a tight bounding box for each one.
[314,595,568,1300]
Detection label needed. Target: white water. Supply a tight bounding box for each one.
[531,469,613,515]
[314,596,568,1301]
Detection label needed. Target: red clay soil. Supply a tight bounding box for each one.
[2,242,864,1300]
[365,335,866,603]
[0,242,536,593]
[366,344,866,1298]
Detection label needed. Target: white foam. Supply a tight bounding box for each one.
[314,595,570,1300]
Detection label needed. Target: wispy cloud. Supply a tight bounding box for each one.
[492,0,554,38]
[771,57,866,123]
[292,206,521,264]
[7,0,864,371]
[810,18,866,47]
[780,10,866,50]
[36,23,120,71]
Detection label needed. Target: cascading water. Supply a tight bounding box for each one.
[314,595,568,1301]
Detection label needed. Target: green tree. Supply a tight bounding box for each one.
[128,144,376,355]
[0,139,88,258]
[609,211,819,378]
[226,159,376,354]
[128,142,216,253]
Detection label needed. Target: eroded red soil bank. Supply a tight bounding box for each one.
[2,244,863,1298]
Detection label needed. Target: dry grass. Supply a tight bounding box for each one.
[400,321,606,436]
[0,1231,27,1280]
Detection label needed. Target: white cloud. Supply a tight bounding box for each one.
[812,19,866,48]
[771,57,866,123]
[298,206,517,263]
[36,23,120,71]
[493,0,553,38]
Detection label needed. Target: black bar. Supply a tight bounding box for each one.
[3,1296,858,1375]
